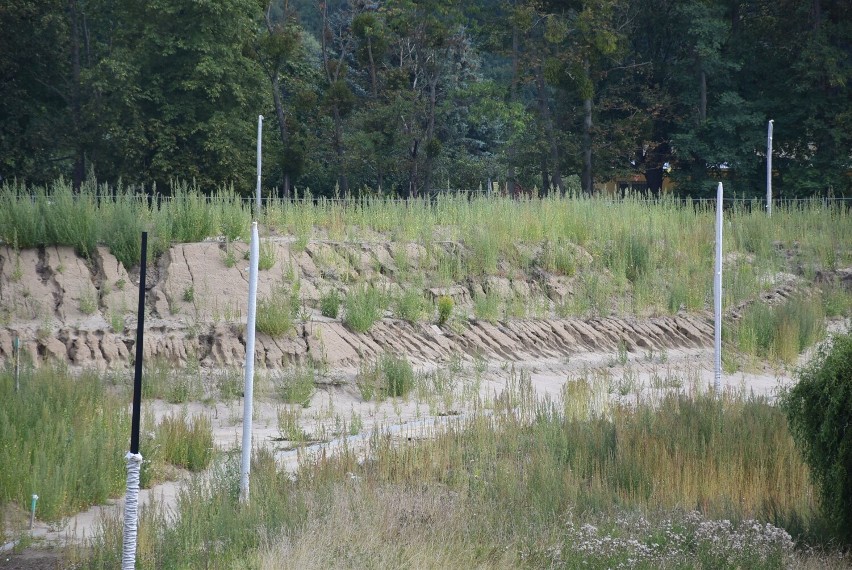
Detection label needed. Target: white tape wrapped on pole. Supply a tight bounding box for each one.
[122,452,143,569]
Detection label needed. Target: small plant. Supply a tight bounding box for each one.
[115,278,126,291]
[79,288,98,315]
[320,288,341,319]
[356,353,414,400]
[256,284,299,337]
[109,309,125,333]
[437,295,454,326]
[214,368,243,400]
[222,239,238,268]
[343,284,387,333]
[395,289,427,323]
[258,239,277,270]
[182,286,195,303]
[473,291,500,323]
[277,407,307,442]
[155,412,214,472]
[275,365,317,407]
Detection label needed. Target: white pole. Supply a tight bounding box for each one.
[240,221,260,502]
[766,119,773,216]
[256,115,264,213]
[714,182,723,394]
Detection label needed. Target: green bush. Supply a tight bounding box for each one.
[356,353,414,400]
[343,284,387,333]
[437,295,454,326]
[395,289,427,323]
[256,284,299,336]
[782,331,852,544]
[156,413,214,472]
[275,365,317,407]
[320,289,341,319]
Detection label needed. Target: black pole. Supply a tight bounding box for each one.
[130,232,148,455]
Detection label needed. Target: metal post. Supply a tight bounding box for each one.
[714,182,723,394]
[13,336,19,392]
[256,115,264,214]
[122,232,147,570]
[766,120,773,216]
[29,494,38,530]
[240,221,260,503]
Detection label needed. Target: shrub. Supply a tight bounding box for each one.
[156,413,214,472]
[275,365,317,407]
[256,284,299,336]
[395,289,427,323]
[356,353,414,400]
[437,295,454,326]
[781,331,852,544]
[473,291,500,323]
[344,284,387,333]
[320,288,341,319]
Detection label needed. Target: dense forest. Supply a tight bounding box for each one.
[1,0,849,198]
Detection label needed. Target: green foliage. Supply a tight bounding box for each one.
[275,365,317,407]
[343,284,387,333]
[437,295,454,326]
[154,413,214,472]
[256,284,300,337]
[473,290,500,322]
[395,289,427,323]
[782,332,852,545]
[729,296,825,364]
[356,353,414,400]
[319,288,341,319]
[0,365,128,521]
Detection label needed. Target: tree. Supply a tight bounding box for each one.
[88,0,268,191]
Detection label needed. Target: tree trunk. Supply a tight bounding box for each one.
[68,0,85,190]
[332,104,348,194]
[582,97,593,194]
[421,73,438,197]
[506,23,520,197]
[699,68,707,124]
[270,74,291,198]
[536,65,563,194]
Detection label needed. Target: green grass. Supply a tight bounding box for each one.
[0,364,128,521]
[256,283,299,337]
[76,376,838,569]
[356,353,415,400]
[275,365,317,407]
[394,288,428,323]
[1,181,849,322]
[343,284,388,333]
[728,295,826,364]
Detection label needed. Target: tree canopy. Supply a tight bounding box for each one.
[1,0,849,197]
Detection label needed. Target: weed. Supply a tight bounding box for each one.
[277,407,306,442]
[275,365,317,407]
[395,289,427,323]
[256,284,299,337]
[437,295,454,326]
[473,290,500,323]
[319,288,341,319]
[155,412,214,472]
[182,286,195,303]
[258,239,277,270]
[79,288,98,315]
[343,284,387,333]
[356,353,414,400]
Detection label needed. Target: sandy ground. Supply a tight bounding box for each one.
[28,332,844,548]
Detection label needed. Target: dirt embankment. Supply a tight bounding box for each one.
[0,240,767,371]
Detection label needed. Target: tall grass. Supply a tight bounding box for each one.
[78,382,833,569]
[1,180,849,320]
[729,295,826,364]
[0,364,128,521]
